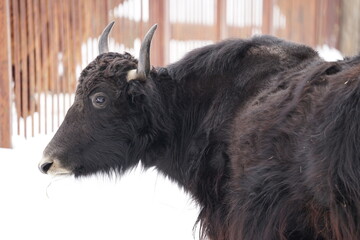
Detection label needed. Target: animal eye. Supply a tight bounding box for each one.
[91,92,108,109]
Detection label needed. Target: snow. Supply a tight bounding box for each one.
[317,45,344,62]
[0,134,200,240]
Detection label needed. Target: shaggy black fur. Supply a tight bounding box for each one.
[43,35,360,240]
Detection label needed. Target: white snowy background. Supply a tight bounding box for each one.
[0,134,200,240]
[0,45,343,240]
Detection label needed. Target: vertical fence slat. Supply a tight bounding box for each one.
[262,0,272,34]
[75,0,81,96]
[19,0,28,138]
[116,0,122,51]
[0,0,12,148]
[54,0,60,127]
[27,0,35,137]
[34,0,42,134]
[40,0,49,134]
[70,0,77,92]
[149,0,166,66]
[47,0,54,132]
[163,0,170,64]
[11,0,21,136]
[91,0,95,57]
[215,0,226,40]
[63,0,71,105]
[58,0,66,116]
[322,0,341,49]
[83,0,89,61]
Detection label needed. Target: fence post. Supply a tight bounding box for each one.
[0,0,12,148]
[149,0,169,66]
[339,0,360,55]
[262,0,273,35]
[215,0,227,41]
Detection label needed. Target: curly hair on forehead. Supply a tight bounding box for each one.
[77,52,139,94]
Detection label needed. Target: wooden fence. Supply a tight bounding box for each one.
[0,0,347,148]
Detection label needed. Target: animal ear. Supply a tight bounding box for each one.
[98,21,115,54]
[126,74,159,107]
[127,24,157,81]
[126,80,147,104]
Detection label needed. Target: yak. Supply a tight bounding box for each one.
[38,21,360,240]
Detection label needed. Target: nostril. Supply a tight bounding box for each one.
[40,162,53,174]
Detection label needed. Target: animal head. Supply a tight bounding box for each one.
[38,22,159,177]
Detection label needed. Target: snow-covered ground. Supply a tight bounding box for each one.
[0,134,200,240]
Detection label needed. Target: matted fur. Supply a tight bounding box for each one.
[42,35,360,239]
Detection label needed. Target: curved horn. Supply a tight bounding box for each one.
[137,24,158,79]
[98,21,115,54]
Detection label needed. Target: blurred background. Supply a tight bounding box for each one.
[0,1,358,239]
[1,0,359,146]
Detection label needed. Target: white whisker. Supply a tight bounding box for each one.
[45,175,68,198]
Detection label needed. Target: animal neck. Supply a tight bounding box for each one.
[141,71,230,207]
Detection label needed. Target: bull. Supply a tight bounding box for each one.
[38,22,360,240]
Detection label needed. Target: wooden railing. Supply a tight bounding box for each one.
[0,0,346,147]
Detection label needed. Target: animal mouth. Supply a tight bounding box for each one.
[38,156,72,176]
